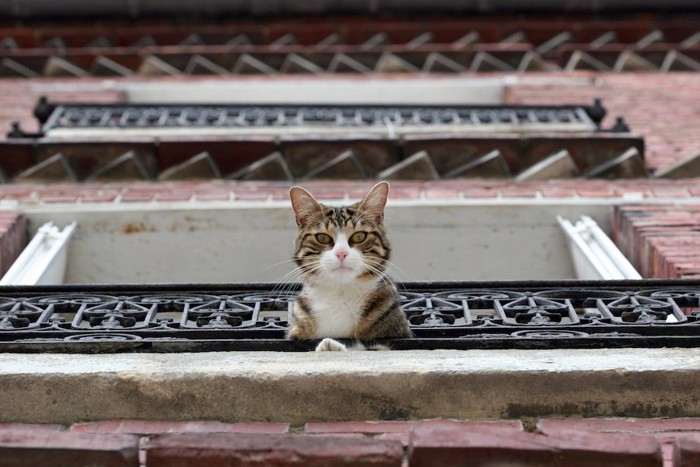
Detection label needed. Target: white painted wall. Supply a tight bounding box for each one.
[23,201,613,284]
[122,77,505,105]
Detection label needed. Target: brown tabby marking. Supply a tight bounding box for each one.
[286,182,411,350]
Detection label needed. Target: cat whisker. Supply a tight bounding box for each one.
[362,261,397,295]
[271,271,300,296]
[365,256,408,291]
[263,258,300,272]
[270,263,314,298]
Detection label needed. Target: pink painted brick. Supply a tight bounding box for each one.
[155,192,194,202]
[499,188,539,198]
[385,187,422,199]
[122,184,167,193]
[302,189,348,201]
[81,193,119,203]
[371,420,524,447]
[0,189,36,200]
[576,188,619,198]
[461,188,500,198]
[305,419,523,435]
[539,418,700,467]
[538,418,700,434]
[70,420,289,435]
[233,190,269,201]
[424,188,461,199]
[0,429,139,467]
[145,433,403,467]
[269,187,295,200]
[41,194,80,203]
[0,424,64,432]
[119,193,155,202]
[409,424,662,467]
[674,434,700,467]
[194,190,231,201]
[539,187,577,198]
[651,188,690,198]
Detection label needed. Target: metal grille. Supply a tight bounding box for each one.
[0,280,698,352]
[39,103,601,134]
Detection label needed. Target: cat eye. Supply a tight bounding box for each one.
[315,233,333,245]
[350,231,367,244]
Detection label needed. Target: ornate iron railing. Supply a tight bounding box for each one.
[0,280,698,352]
[33,101,608,135]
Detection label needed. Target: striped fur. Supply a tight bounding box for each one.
[286,182,411,350]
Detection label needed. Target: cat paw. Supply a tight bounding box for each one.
[315,338,348,352]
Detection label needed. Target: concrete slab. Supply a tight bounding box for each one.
[1,348,699,424]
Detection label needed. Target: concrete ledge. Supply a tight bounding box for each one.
[1,348,700,424]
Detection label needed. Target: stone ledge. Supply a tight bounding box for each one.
[1,349,700,425]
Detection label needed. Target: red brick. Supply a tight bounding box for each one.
[307,421,520,451]
[193,190,231,201]
[538,418,700,434]
[651,188,690,198]
[576,188,618,198]
[145,433,403,467]
[0,424,64,432]
[384,187,422,200]
[41,194,80,203]
[409,424,662,467]
[460,188,499,198]
[499,187,539,198]
[233,190,270,201]
[0,188,37,201]
[155,192,193,202]
[70,420,289,435]
[305,419,522,435]
[423,188,460,199]
[0,429,139,467]
[539,418,700,467]
[81,193,119,203]
[119,193,155,202]
[674,434,700,467]
[539,187,577,198]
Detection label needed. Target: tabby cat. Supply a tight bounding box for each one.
[286,181,411,351]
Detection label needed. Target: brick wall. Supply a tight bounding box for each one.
[613,204,700,278]
[504,73,700,172]
[1,418,699,466]
[0,210,25,277]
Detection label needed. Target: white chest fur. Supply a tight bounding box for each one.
[306,280,378,338]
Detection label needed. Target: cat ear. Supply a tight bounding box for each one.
[289,186,322,227]
[359,181,389,222]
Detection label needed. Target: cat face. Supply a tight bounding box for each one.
[289,182,391,284]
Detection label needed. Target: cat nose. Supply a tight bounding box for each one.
[335,250,348,263]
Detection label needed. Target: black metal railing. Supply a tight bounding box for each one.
[0,280,698,352]
[31,101,608,135]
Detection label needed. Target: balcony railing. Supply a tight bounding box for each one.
[0,280,698,352]
[34,101,607,136]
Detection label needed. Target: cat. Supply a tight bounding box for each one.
[286,181,411,351]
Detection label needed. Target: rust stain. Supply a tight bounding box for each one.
[122,222,155,234]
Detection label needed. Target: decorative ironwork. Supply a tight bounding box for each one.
[0,280,699,352]
[35,102,605,135]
